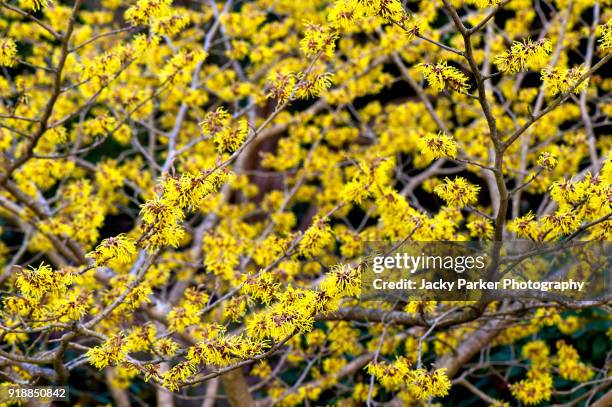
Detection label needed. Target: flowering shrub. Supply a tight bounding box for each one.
[0,0,610,406]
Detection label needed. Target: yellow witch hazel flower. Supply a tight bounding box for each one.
[320,263,361,297]
[510,373,553,405]
[541,66,588,96]
[300,22,338,58]
[405,300,437,314]
[554,341,594,382]
[15,264,58,301]
[418,61,470,93]
[266,70,298,105]
[328,0,405,30]
[124,0,172,26]
[597,18,612,51]
[328,0,366,31]
[160,49,207,85]
[537,152,558,171]
[508,212,538,239]
[299,216,334,258]
[87,333,128,369]
[434,177,480,208]
[418,131,458,159]
[0,0,610,402]
[294,71,334,99]
[370,0,405,21]
[466,0,503,8]
[87,234,137,266]
[153,11,190,37]
[200,107,231,135]
[214,118,249,153]
[494,39,552,73]
[0,38,17,67]
[19,0,49,11]
[367,358,451,400]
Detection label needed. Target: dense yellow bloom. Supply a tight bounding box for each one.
[494,39,552,73]
[200,107,231,135]
[510,374,552,405]
[419,131,458,159]
[554,341,594,382]
[434,177,481,208]
[0,38,17,67]
[214,118,248,153]
[267,70,298,105]
[301,23,338,58]
[597,19,612,51]
[417,61,470,93]
[160,49,207,85]
[87,334,128,369]
[153,11,190,36]
[87,234,137,266]
[0,0,610,403]
[405,300,437,314]
[155,337,179,356]
[294,71,334,99]
[299,217,335,258]
[466,217,493,238]
[243,272,280,305]
[537,152,558,171]
[367,358,451,400]
[328,0,404,30]
[466,0,503,8]
[521,340,549,370]
[541,66,588,96]
[328,0,365,30]
[15,264,64,301]
[320,263,361,297]
[18,0,49,11]
[508,212,538,239]
[124,0,172,25]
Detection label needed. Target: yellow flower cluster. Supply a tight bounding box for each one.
[0,38,17,67]
[300,23,338,58]
[328,0,405,31]
[167,289,209,333]
[18,0,48,11]
[214,119,249,153]
[434,177,481,208]
[419,131,458,159]
[494,39,552,73]
[200,106,249,153]
[508,335,595,404]
[554,341,594,382]
[509,373,552,405]
[367,358,451,400]
[79,35,159,91]
[466,0,503,8]
[124,0,172,26]
[160,49,207,85]
[0,0,610,402]
[245,262,362,346]
[299,217,335,258]
[87,333,128,369]
[295,71,335,100]
[541,66,588,96]
[202,232,241,281]
[341,156,394,204]
[319,263,361,298]
[597,19,612,51]
[417,61,470,93]
[140,169,229,249]
[87,234,137,266]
